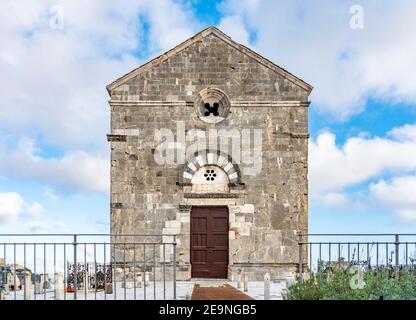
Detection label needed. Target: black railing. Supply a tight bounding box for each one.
[298,234,416,274]
[0,234,177,300]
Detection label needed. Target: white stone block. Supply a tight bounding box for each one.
[228,206,240,214]
[264,273,271,300]
[217,155,226,167]
[35,282,44,295]
[240,204,255,214]
[187,162,197,172]
[55,273,62,300]
[196,155,205,166]
[240,223,252,236]
[224,162,233,172]
[165,220,181,229]
[144,272,150,286]
[24,273,31,300]
[183,172,193,180]
[162,228,181,235]
[229,212,236,223]
[228,172,238,180]
[180,216,190,223]
[229,231,235,240]
[230,222,241,229]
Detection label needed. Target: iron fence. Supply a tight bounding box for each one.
[298,234,416,274]
[2,233,416,300]
[0,234,177,300]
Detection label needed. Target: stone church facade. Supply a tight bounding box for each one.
[107,27,312,280]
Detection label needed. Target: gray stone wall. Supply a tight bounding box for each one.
[108,30,311,280]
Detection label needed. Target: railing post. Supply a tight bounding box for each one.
[73,234,78,300]
[395,234,400,275]
[298,233,303,278]
[173,235,177,300]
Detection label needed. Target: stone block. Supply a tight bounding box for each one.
[228,206,240,214]
[162,227,181,235]
[240,204,255,214]
[165,220,181,229]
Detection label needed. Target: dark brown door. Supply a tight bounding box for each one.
[191,206,229,278]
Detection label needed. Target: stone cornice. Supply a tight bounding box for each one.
[108,100,310,108]
[276,131,310,139]
[290,133,310,139]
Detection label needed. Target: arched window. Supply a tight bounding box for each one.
[191,165,229,193]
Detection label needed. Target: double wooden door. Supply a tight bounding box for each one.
[190,206,229,278]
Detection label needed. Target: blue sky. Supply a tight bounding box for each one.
[0,0,416,235]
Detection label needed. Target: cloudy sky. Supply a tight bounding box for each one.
[0,0,415,234]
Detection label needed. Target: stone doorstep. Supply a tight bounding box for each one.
[193,279,229,288]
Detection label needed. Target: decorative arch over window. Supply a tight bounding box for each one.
[182,152,240,193]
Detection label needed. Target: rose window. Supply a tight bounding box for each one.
[194,88,230,123]
[204,169,217,181]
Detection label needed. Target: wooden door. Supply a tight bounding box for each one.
[191,206,229,278]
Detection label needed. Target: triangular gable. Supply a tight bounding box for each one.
[106,26,312,94]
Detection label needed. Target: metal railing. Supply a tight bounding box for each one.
[0,234,177,300]
[298,234,416,274]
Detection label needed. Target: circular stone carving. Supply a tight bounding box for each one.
[194,88,230,123]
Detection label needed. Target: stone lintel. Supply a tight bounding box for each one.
[184,193,239,199]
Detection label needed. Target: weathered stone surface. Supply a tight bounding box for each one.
[108,27,311,280]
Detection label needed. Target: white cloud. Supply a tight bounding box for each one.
[0,192,25,223]
[0,137,109,193]
[310,124,416,222]
[0,0,198,151]
[42,187,60,201]
[309,125,416,193]
[397,210,416,223]
[0,190,67,230]
[51,221,65,230]
[0,0,200,195]
[370,176,416,208]
[27,202,45,217]
[322,192,349,207]
[370,175,416,223]
[387,124,416,142]
[25,220,46,232]
[217,15,250,45]
[25,219,65,232]
[219,0,416,119]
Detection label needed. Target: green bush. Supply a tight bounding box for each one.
[285,265,416,300]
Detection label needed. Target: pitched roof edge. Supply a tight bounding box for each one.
[106,26,312,95]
